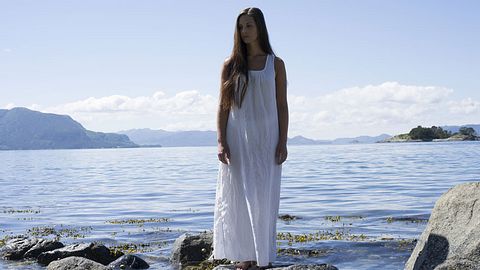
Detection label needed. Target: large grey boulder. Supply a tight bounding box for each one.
[170,231,213,268]
[47,256,108,270]
[0,237,64,260]
[405,182,480,270]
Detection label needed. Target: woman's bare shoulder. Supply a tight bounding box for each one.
[221,57,232,79]
[274,56,286,73]
[274,56,285,66]
[223,56,232,66]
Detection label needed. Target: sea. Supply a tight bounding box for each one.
[1,141,479,270]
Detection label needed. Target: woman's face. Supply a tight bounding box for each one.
[238,15,258,44]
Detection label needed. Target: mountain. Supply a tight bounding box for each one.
[119,128,391,147]
[288,135,330,145]
[287,134,391,145]
[0,107,137,150]
[332,134,392,144]
[118,128,217,147]
[442,124,480,134]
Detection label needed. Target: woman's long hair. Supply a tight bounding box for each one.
[220,7,274,110]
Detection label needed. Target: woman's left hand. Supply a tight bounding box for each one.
[275,142,288,165]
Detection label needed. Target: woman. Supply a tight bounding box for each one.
[213,7,289,270]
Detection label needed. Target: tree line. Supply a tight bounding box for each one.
[409,126,477,141]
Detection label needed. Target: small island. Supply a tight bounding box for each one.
[383,125,479,142]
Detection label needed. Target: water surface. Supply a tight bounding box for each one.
[1,142,479,269]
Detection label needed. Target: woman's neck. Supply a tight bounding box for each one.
[246,42,265,56]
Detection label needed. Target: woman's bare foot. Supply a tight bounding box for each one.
[234,260,257,270]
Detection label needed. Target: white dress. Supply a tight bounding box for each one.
[213,54,282,267]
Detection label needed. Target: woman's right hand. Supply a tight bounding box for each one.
[217,142,231,164]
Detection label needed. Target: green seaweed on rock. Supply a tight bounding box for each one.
[325,216,342,222]
[277,247,329,256]
[106,218,171,225]
[386,216,428,224]
[277,230,368,245]
[26,225,93,240]
[3,209,41,214]
[278,214,299,221]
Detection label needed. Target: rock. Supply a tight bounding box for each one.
[107,254,149,269]
[38,243,91,265]
[38,242,123,266]
[213,264,338,270]
[270,265,338,270]
[1,237,39,260]
[405,182,480,270]
[434,259,480,270]
[278,214,300,221]
[46,256,108,270]
[24,238,65,258]
[170,231,213,268]
[89,243,123,265]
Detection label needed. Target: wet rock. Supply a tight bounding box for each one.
[213,264,338,270]
[278,214,299,221]
[24,238,65,259]
[278,248,329,256]
[90,243,123,265]
[38,242,123,266]
[107,254,149,269]
[272,265,338,270]
[405,182,480,270]
[38,243,91,265]
[170,231,213,268]
[46,256,108,270]
[434,258,480,270]
[1,237,39,260]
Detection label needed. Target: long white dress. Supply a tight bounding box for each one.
[213,54,282,267]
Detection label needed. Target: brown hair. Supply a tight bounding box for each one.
[220,7,274,110]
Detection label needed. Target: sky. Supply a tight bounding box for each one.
[1,0,479,139]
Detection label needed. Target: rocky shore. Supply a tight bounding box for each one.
[0,231,340,269]
[2,182,480,269]
[0,239,149,269]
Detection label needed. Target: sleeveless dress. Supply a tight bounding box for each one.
[213,54,282,267]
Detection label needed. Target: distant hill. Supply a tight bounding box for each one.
[442,124,480,134]
[118,128,217,147]
[0,107,137,150]
[332,134,392,144]
[288,135,330,145]
[119,128,391,147]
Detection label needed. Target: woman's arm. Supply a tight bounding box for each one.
[275,56,289,164]
[217,60,231,164]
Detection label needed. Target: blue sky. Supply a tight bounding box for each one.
[1,1,479,139]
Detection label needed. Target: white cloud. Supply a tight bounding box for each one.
[286,82,473,139]
[21,82,479,140]
[2,48,12,53]
[42,90,217,132]
[449,98,480,114]
[3,103,15,109]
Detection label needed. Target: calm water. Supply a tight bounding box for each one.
[1,142,479,270]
